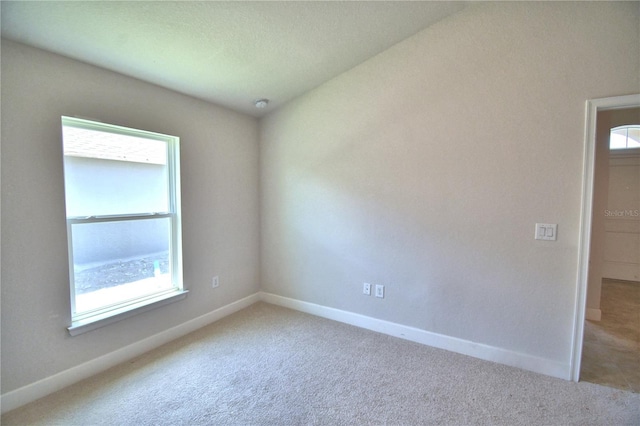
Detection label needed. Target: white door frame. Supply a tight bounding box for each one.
[570,93,640,381]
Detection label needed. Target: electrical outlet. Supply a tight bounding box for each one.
[375,284,384,298]
[212,276,219,288]
[363,282,371,295]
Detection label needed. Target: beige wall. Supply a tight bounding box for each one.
[1,40,260,393]
[260,2,639,368]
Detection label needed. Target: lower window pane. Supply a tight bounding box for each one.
[70,217,173,315]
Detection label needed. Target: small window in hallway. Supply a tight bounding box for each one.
[610,125,640,150]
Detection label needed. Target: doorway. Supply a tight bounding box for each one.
[581,118,640,391]
[571,94,640,387]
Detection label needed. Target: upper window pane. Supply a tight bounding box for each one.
[62,124,169,217]
[610,125,640,151]
[628,127,640,148]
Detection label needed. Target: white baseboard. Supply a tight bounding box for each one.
[260,292,571,380]
[0,292,261,414]
[586,308,602,321]
[2,290,572,414]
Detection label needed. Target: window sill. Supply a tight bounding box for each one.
[67,290,188,336]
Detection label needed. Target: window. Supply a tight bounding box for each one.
[62,117,185,335]
[610,125,640,150]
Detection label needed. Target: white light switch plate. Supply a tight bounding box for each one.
[535,223,557,241]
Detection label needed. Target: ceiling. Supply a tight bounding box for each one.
[1,1,466,117]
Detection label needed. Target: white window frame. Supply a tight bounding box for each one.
[62,116,186,336]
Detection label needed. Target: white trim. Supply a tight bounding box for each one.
[261,292,570,380]
[571,94,640,382]
[68,290,189,336]
[0,292,261,414]
[585,308,602,322]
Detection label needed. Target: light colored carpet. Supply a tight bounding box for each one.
[3,302,639,425]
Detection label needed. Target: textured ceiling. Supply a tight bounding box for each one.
[1,1,466,117]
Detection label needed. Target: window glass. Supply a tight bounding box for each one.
[70,217,173,314]
[627,127,640,148]
[610,125,640,150]
[63,126,169,216]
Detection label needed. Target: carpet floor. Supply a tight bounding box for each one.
[3,302,639,425]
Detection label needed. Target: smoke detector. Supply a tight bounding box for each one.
[255,99,269,109]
